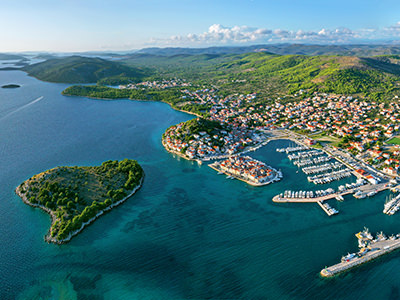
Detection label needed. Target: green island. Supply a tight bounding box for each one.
[15,159,144,244]
[22,56,145,84]
[1,84,20,88]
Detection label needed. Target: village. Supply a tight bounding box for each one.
[158,82,400,180]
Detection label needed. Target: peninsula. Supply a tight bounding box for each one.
[15,159,144,244]
[209,156,282,186]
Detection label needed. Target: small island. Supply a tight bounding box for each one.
[15,159,144,244]
[2,84,20,89]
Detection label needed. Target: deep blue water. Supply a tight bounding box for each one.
[1,70,400,300]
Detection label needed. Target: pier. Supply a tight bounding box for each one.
[383,194,400,215]
[272,182,388,203]
[321,229,400,277]
[317,201,338,216]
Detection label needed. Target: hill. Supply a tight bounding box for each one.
[121,52,400,101]
[0,53,25,60]
[23,56,146,84]
[136,44,400,57]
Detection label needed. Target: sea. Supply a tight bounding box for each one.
[1,67,400,300]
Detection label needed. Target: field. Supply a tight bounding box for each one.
[387,136,400,145]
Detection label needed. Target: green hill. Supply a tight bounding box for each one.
[211,53,400,101]
[125,52,400,101]
[23,56,146,84]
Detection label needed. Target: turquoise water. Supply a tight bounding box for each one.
[1,70,400,300]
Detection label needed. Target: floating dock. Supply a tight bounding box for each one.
[317,201,338,216]
[320,229,400,277]
[383,194,400,215]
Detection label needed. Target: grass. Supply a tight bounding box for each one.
[387,137,400,145]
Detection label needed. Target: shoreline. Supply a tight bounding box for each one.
[62,92,204,118]
[208,161,281,187]
[162,137,270,164]
[15,175,144,244]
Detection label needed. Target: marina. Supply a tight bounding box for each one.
[317,201,339,216]
[383,194,400,215]
[307,168,352,184]
[273,180,387,203]
[278,144,355,185]
[321,228,400,277]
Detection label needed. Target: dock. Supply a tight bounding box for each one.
[273,189,353,203]
[317,201,338,216]
[321,230,400,277]
[272,183,388,203]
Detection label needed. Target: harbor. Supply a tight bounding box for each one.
[277,145,355,185]
[317,201,338,216]
[321,228,400,277]
[272,181,388,203]
[383,194,400,215]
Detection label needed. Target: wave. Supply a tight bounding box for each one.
[0,96,43,121]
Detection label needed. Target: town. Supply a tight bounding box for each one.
[209,156,282,186]
[155,80,400,179]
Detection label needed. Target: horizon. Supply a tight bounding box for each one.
[1,0,400,52]
[4,42,400,55]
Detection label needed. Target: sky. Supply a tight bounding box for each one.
[1,0,400,52]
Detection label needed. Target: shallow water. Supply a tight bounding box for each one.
[1,70,400,300]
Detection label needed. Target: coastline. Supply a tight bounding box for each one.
[15,175,144,244]
[162,136,271,164]
[208,161,281,187]
[62,92,204,118]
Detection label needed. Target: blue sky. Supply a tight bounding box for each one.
[1,0,400,52]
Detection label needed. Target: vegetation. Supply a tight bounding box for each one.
[62,85,211,117]
[0,53,25,60]
[16,159,144,243]
[164,118,227,148]
[387,137,400,145]
[23,56,146,84]
[1,84,20,88]
[135,44,400,57]
[22,49,400,106]
[120,52,400,102]
[179,118,223,136]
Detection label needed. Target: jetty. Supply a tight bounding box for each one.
[321,228,400,277]
[383,194,400,215]
[317,201,338,216]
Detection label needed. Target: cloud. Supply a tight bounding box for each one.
[182,24,272,43]
[150,22,400,46]
[383,21,400,36]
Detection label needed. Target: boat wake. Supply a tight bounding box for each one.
[0,96,44,121]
